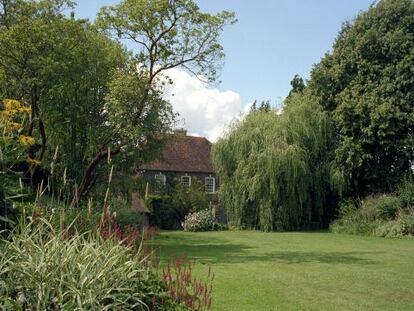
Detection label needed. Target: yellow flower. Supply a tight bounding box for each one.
[4,99,22,111]
[19,106,32,113]
[27,157,42,167]
[1,109,16,117]
[19,135,35,146]
[1,99,31,115]
[8,122,22,131]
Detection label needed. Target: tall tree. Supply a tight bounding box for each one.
[212,92,342,231]
[0,0,129,192]
[308,0,414,195]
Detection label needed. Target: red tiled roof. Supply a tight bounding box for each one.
[140,135,214,173]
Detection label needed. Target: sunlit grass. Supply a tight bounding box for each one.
[158,231,414,311]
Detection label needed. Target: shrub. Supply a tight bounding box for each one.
[212,222,228,231]
[114,208,143,228]
[375,220,405,238]
[172,178,209,213]
[147,195,182,230]
[0,218,178,310]
[375,211,414,238]
[183,209,215,232]
[331,195,413,238]
[41,204,102,234]
[398,178,414,209]
[399,211,414,236]
[102,197,144,229]
[146,178,211,230]
[330,199,379,235]
[373,195,402,220]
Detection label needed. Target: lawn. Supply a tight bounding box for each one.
[158,231,414,311]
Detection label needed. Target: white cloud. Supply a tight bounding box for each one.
[162,68,250,142]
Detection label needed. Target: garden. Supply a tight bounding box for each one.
[1,0,414,310]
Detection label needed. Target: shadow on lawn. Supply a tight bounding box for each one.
[158,234,378,266]
[263,251,377,265]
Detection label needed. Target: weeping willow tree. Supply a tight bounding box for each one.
[212,93,345,231]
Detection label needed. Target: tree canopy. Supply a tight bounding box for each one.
[0,0,235,206]
[308,0,414,195]
[212,93,343,231]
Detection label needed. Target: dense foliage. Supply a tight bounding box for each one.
[0,218,177,310]
[147,179,210,230]
[0,99,33,232]
[147,195,179,230]
[213,93,343,231]
[0,0,235,206]
[308,0,414,195]
[331,181,414,238]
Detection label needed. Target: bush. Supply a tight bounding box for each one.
[114,208,143,228]
[105,197,144,229]
[331,195,413,238]
[42,204,102,234]
[330,199,379,235]
[399,211,414,236]
[36,195,143,234]
[398,178,414,209]
[146,178,211,230]
[183,209,215,232]
[373,195,402,220]
[172,178,209,213]
[375,211,414,238]
[375,220,405,238]
[147,195,182,230]
[0,218,178,310]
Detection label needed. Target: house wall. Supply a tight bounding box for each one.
[137,169,229,224]
[138,169,219,202]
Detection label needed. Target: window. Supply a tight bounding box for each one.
[181,175,191,187]
[205,177,215,194]
[154,173,166,185]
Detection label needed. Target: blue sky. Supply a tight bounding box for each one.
[74,0,374,140]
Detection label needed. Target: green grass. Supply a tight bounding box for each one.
[158,231,414,311]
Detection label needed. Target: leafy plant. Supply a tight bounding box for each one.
[375,211,414,238]
[375,195,402,220]
[0,99,33,233]
[397,177,414,209]
[163,256,214,310]
[0,217,178,310]
[172,178,210,214]
[330,199,379,235]
[147,195,181,230]
[183,209,215,232]
[331,195,413,238]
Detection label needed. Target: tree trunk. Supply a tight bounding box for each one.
[70,145,122,207]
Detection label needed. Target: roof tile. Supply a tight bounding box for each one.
[140,135,214,173]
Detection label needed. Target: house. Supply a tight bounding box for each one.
[138,131,218,201]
